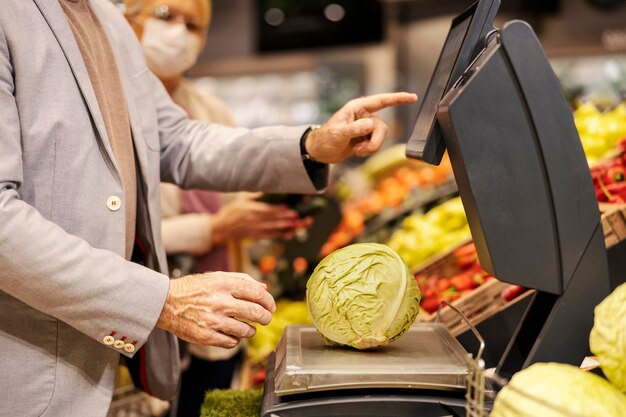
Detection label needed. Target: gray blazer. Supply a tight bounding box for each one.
[0,1,321,416]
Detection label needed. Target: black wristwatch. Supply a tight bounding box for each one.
[300,126,328,190]
[300,125,321,161]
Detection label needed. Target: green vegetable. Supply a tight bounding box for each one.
[201,389,262,417]
[306,243,420,350]
[387,197,471,271]
[590,282,626,392]
[491,363,626,417]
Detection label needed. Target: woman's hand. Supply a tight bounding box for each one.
[211,197,311,245]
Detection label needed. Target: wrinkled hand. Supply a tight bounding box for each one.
[156,272,276,348]
[305,92,418,164]
[211,197,311,245]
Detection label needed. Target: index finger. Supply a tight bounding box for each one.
[350,92,417,115]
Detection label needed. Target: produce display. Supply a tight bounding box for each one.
[306,243,420,350]
[322,146,453,257]
[575,102,626,164]
[589,282,626,393]
[387,197,471,272]
[200,389,262,417]
[590,138,626,203]
[491,363,626,417]
[416,242,493,314]
[246,300,311,365]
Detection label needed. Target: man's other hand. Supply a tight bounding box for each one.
[156,272,276,348]
[305,92,418,164]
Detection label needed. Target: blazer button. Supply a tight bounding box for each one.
[103,335,115,346]
[124,343,136,353]
[113,340,126,349]
[107,196,122,211]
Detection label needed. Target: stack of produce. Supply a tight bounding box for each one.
[491,363,626,417]
[589,282,626,393]
[322,147,453,257]
[591,137,626,203]
[386,197,471,272]
[575,102,626,164]
[416,243,491,314]
[490,283,626,416]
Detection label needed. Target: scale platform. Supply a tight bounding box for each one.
[261,324,479,417]
[274,324,469,395]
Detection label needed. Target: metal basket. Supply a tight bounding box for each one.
[436,302,582,417]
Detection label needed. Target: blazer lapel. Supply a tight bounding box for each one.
[32,0,119,174]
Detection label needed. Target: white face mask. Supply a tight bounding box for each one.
[141,18,201,79]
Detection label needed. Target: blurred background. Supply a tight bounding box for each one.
[113,0,626,135]
[106,1,626,415]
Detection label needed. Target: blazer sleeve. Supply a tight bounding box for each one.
[0,26,169,358]
[147,71,329,193]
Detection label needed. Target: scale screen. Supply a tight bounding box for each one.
[406,0,500,164]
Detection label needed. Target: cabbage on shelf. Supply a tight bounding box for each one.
[590,282,626,393]
[491,363,626,417]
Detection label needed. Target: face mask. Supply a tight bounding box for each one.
[141,18,201,79]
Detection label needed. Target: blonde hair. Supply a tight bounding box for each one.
[124,0,211,25]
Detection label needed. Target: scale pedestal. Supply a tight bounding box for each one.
[436,20,609,376]
[261,324,475,417]
[261,7,612,417]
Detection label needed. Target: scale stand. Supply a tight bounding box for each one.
[436,21,611,377]
[261,351,468,417]
[261,15,612,417]
[261,305,489,417]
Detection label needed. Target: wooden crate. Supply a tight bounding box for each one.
[413,242,519,334]
[411,238,472,276]
[418,278,515,334]
[447,288,534,336]
[411,202,626,334]
[600,203,626,248]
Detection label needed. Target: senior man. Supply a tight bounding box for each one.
[0,0,416,416]
[124,1,316,415]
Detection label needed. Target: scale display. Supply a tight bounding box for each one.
[406,0,500,165]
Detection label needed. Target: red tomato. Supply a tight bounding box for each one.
[608,166,626,183]
[501,285,527,302]
[436,278,452,293]
[451,274,475,292]
[453,243,476,258]
[421,297,441,314]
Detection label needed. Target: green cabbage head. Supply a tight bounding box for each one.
[491,363,626,417]
[590,282,626,393]
[306,243,420,350]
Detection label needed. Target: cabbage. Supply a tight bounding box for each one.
[590,282,626,392]
[491,363,626,417]
[306,243,420,349]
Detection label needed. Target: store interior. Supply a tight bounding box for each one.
[106,0,626,416]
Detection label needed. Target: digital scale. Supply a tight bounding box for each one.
[262,0,613,415]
